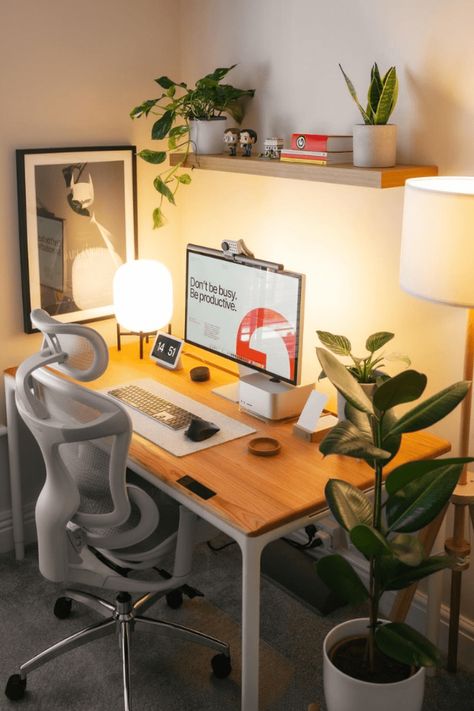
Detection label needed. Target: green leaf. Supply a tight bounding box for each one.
[151,110,174,140]
[320,420,390,465]
[344,402,372,439]
[373,370,427,411]
[155,75,187,90]
[383,555,451,590]
[350,524,391,559]
[373,66,398,124]
[389,533,424,566]
[365,331,394,353]
[316,330,351,355]
[177,173,192,184]
[386,461,467,532]
[317,554,368,604]
[339,64,371,124]
[324,479,373,531]
[153,177,175,205]
[130,98,159,119]
[386,457,474,496]
[138,149,166,165]
[376,622,441,667]
[380,408,402,461]
[367,63,383,115]
[169,125,190,138]
[316,348,374,415]
[152,207,166,229]
[384,381,470,437]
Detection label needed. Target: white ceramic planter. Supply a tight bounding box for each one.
[323,618,425,711]
[337,381,377,420]
[189,117,227,155]
[353,124,397,167]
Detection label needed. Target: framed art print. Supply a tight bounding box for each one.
[16,146,137,333]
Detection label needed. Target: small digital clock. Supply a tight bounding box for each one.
[150,332,184,370]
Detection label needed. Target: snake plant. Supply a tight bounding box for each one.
[340,62,398,125]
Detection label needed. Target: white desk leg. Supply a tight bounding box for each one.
[5,375,25,560]
[239,535,264,711]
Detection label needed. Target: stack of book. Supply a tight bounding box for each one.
[280,133,353,165]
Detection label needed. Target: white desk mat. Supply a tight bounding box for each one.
[103,378,255,457]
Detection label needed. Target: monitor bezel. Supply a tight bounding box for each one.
[184,243,305,386]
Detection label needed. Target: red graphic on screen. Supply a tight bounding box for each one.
[235,308,296,380]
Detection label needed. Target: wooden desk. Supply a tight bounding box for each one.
[4,343,451,711]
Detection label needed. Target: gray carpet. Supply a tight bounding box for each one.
[1,540,473,710]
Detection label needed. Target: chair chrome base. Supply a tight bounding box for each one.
[5,589,231,711]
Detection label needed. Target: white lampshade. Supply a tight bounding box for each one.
[113,259,173,333]
[400,176,474,308]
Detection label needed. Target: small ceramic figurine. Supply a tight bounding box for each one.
[263,137,284,159]
[239,129,257,157]
[223,127,240,156]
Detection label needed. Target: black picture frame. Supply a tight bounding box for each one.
[16,146,137,333]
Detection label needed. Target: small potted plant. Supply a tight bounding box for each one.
[130,65,255,228]
[315,347,471,711]
[339,62,398,168]
[316,330,410,418]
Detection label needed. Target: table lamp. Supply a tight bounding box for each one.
[113,259,173,358]
[399,175,474,672]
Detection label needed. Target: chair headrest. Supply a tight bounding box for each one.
[30,309,109,381]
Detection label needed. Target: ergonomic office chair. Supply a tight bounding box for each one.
[5,309,231,710]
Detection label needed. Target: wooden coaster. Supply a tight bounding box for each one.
[248,437,281,457]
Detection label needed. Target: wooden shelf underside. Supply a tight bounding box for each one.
[170,153,438,189]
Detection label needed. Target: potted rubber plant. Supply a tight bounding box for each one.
[130,65,255,228]
[339,62,398,167]
[315,347,472,711]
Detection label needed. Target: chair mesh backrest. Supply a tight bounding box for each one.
[15,310,132,582]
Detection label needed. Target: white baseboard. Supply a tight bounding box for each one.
[0,502,37,554]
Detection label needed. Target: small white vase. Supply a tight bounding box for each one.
[323,618,425,711]
[189,117,227,155]
[353,124,397,167]
[337,381,377,420]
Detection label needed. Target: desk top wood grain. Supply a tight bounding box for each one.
[5,343,451,537]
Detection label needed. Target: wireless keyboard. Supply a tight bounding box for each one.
[108,384,195,430]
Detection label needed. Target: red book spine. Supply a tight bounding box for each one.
[290,133,352,151]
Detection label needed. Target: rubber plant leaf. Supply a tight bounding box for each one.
[385,457,474,497]
[386,462,466,533]
[373,370,427,411]
[350,524,392,559]
[317,554,368,604]
[316,348,374,414]
[319,419,390,465]
[376,622,441,667]
[382,555,451,590]
[383,381,470,437]
[389,533,425,567]
[324,479,372,532]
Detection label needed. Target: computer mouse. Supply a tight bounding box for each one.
[185,417,220,442]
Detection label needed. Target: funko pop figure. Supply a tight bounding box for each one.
[239,128,257,157]
[223,127,240,156]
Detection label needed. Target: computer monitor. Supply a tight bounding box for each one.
[185,244,305,386]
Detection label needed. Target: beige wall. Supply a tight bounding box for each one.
[175,0,474,653]
[0,0,182,531]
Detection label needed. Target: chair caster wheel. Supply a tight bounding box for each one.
[211,653,232,679]
[5,674,26,701]
[166,589,183,609]
[54,596,72,619]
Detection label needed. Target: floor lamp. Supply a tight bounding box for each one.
[399,176,474,672]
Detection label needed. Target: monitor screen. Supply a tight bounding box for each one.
[185,244,305,385]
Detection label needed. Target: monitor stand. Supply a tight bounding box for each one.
[212,365,252,403]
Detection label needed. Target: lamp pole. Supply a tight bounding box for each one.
[445,308,474,671]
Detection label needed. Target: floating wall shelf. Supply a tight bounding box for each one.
[170,153,438,189]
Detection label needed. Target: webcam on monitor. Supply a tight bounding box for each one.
[221,239,254,259]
